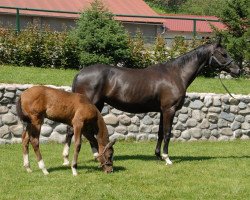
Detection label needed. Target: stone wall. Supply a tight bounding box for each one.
[0,84,249,144]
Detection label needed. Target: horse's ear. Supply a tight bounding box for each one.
[107,140,116,148]
[215,36,222,47]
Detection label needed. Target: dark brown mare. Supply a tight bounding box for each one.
[16,86,115,176]
[66,41,240,165]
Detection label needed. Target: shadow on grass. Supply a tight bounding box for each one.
[48,164,126,173]
[114,154,250,163]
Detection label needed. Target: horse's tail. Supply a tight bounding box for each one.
[71,72,79,93]
[16,97,30,123]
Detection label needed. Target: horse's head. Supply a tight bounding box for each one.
[210,42,240,77]
[98,140,115,173]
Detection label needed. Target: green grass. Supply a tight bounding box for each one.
[0,141,249,200]
[0,65,249,94]
[0,65,78,86]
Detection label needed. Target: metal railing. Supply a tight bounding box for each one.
[0,5,220,36]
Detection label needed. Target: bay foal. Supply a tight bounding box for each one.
[16,86,115,176]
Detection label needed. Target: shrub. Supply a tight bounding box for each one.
[0,25,79,69]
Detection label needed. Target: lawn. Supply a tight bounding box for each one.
[0,140,249,200]
[0,65,249,94]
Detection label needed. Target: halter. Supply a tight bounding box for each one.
[209,49,236,99]
[97,142,114,168]
[209,49,233,68]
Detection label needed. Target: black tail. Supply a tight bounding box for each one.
[16,97,30,123]
[71,72,79,93]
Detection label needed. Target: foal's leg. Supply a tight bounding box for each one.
[62,126,73,166]
[155,113,163,160]
[162,107,176,165]
[22,126,32,173]
[29,118,49,175]
[71,122,83,176]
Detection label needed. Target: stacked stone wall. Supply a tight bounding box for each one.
[0,84,249,144]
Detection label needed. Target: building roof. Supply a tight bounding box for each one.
[0,0,164,24]
[161,14,226,33]
[0,1,226,32]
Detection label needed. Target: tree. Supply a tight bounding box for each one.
[217,0,249,72]
[71,0,131,67]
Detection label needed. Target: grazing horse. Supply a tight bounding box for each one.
[66,41,240,165]
[16,86,115,176]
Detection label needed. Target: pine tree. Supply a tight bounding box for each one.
[71,0,131,67]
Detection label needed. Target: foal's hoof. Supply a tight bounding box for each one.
[42,169,49,175]
[26,168,32,173]
[62,161,70,166]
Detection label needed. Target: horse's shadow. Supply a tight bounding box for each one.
[48,154,249,173]
[114,154,250,163]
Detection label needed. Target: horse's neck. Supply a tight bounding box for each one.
[177,45,213,89]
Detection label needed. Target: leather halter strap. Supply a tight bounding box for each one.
[209,50,233,68]
[97,142,113,168]
[209,49,236,99]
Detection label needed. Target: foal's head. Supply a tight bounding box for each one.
[210,42,240,76]
[98,141,115,173]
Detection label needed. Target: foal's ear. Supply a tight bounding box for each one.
[107,140,116,148]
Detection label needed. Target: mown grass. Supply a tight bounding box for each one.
[0,65,77,86]
[0,65,249,94]
[0,140,249,200]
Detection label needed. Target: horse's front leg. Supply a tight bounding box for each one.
[71,122,83,176]
[62,126,73,166]
[162,107,176,165]
[155,113,163,160]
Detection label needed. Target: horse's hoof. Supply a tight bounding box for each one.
[155,153,163,161]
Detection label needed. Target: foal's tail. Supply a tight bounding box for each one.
[16,97,30,123]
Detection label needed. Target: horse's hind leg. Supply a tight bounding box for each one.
[162,108,176,165]
[29,118,49,175]
[62,126,73,166]
[155,113,163,160]
[22,126,32,173]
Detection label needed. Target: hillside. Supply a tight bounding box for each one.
[145,0,224,16]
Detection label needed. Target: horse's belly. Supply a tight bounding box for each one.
[105,98,160,113]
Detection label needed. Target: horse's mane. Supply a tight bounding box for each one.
[164,42,213,68]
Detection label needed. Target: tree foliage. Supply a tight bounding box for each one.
[71,0,131,67]
[145,0,225,15]
[216,0,249,72]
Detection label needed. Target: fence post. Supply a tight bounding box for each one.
[16,8,20,33]
[193,19,197,37]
